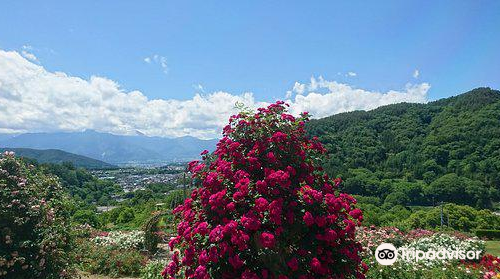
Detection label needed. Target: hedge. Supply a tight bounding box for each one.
[476,229,500,240]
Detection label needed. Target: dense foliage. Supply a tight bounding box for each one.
[476,230,500,240]
[166,102,366,278]
[403,204,500,232]
[355,197,500,232]
[42,162,123,205]
[142,260,168,279]
[98,186,183,230]
[0,152,73,278]
[307,88,500,209]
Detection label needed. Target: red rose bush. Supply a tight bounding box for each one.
[164,102,366,279]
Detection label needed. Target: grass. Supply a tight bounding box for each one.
[485,240,500,257]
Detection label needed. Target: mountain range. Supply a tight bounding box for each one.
[0,130,218,166]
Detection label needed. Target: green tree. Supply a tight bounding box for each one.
[72,209,100,227]
[307,88,500,209]
[117,207,135,224]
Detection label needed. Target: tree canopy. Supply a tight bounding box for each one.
[307,87,500,209]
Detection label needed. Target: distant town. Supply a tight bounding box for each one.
[91,164,187,193]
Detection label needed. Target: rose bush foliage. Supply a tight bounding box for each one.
[0,152,73,278]
[165,102,366,279]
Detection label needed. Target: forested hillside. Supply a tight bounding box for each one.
[31,161,123,205]
[307,87,500,209]
[0,147,116,169]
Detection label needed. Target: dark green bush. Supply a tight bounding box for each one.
[475,229,500,240]
[405,204,500,232]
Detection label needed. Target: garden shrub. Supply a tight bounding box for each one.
[142,260,167,279]
[72,208,101,227]
[165,102,366,278]
[75,237,147,277]
[405,203,500,232]
[0,152,73,279]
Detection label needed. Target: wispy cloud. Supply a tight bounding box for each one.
[413,69,420,79]
[144,54,168,74]
[193,84,205,93]
[0,49,430,139]
[337,71,357,78]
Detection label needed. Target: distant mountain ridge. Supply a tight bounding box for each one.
[0,130,218,166]
[0,147,116,169]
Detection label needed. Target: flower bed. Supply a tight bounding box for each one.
[93,230,145,250]
[356,226,405,256]
[75,237,147,278]
[463,254,500,278]
[365,262,481,279]
[399,233,485,267]
[357,226,491,278]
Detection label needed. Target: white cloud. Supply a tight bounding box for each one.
[285,76,429,118]
[287,81,306,97]
[144,54,168,74]
[413,69,420,78]
[0,50,430,139]
[347,71,357,77]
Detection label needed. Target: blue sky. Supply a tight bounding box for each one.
[2,0,499,100]
[0,1,499,138]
